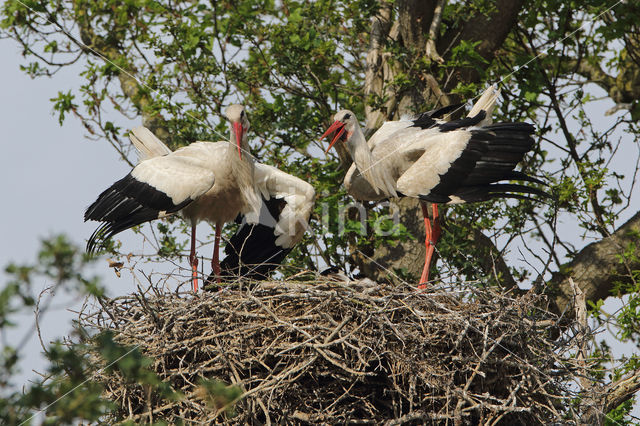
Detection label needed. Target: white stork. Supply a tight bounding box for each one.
[85,104,315,291]
[321,86,548,287]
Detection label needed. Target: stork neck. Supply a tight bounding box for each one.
[227,135,250,163]
[346,126,383,194]
[227,133,256,205]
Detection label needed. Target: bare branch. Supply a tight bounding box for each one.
[424,0,446,64]
[548,210,640,314]
[603,370,640,414]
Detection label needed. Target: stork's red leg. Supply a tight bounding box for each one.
[431,203,441,243]
[418,201,432,288]
[211,223,222,284]
[190,224,199,292]
[418,202,441,289]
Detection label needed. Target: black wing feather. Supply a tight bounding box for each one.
[411,103,464,129]
[217,196,291,281]
[418,121,549,203]
[85,173,191,254]
[437,110,486,131]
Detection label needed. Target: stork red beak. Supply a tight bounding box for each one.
[320,121,346,153]
[233,122,243,158]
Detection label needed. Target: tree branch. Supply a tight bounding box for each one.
[548,210,640,314]
[73,4,172,144]
[396,0,435,51]
[425,0,446,63]
[580,368,640,425]
[364,1,394,131]
[522,28,610,238]
[467,228,517,289]
[603,370,640,415]
[570,57,640,109]
[440,0,526,89]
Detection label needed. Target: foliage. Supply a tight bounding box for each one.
[0,238,234,424]
[2,0,638,283]
[2,0,640,423]
[0,236,106,424]
[196,378,243,416]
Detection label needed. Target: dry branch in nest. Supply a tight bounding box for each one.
[79,279,586,424]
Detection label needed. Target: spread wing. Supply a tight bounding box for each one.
[219,163,315,280]
[85,146,218,253]
[396,122,548,203]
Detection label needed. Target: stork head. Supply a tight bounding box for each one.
[320,109,359,153]
[225,104,250,158]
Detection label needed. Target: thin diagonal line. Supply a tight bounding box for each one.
[12,0,629,423]
[19,344,141,426]
[356,249,409,286]
[10,0,256,158]
[355,0,624,177]
[241,248,285,280]
[357,253,626,424]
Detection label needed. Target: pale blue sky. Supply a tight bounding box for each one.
[0,35,219,392]
[0,37,155,391]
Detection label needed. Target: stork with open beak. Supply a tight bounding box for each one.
[321,86,548,287]
[85,104,315,291]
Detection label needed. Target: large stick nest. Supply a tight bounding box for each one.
[81,279,582,424]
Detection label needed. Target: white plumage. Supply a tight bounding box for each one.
[86,105,315,291]
[253,163,315,248]
[129,126,172,161]
[129,145,219,205]
[321,85,547,286]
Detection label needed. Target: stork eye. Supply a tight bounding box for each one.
[344,113,351,120]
